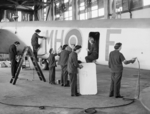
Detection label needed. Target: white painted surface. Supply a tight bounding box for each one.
[78,63,97,95]
[0,20,150,70]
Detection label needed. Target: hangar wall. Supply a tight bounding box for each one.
[51,0,150,20]
[121,7,150,18]
[0,0,150,22]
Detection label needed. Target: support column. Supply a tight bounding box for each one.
[52,0,55,20]
[104,0,110,19]
[112,0,116,19]
[47,0,55,21]
[72,0,78,20]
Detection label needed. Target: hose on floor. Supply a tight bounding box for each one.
[0,58,141,113]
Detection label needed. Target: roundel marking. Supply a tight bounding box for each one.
[68,35,78,46]
[64,29,82,47]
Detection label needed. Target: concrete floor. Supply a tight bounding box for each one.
[0,65,150,114]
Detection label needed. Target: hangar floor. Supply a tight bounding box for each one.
[0,65,150,114]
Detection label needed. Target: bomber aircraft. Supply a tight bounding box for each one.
[0,19,150,70]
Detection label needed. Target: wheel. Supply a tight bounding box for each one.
[39,59,48,70]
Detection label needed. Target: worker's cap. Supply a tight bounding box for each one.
[74,45,82,51]
[35,29,41,33]
[49,48,53,53]
[14,41,20,45]
[62,44,68,50]
[114,42,122,49]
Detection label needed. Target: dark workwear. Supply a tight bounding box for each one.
[59,50,71,86]
[31,33,43,60]
[109,72,123,97]
[67,52,79,74]
[108,50,125,97]
[48,53,57,84]
[69,73,78,96]
[31,33,43,46]
[9,44,18,78]
[109,50,125,72]
[85,42,98,62]
[67,52,80,96]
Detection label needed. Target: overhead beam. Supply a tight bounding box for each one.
[72,0,78,20]
[0,7,34,12]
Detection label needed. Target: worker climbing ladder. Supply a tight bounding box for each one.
[10,46,46,85]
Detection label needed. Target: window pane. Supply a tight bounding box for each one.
[92,0,96,2]
[85,13,88,19]
[64,11,69,17]
[116,7,122,12]
[98,8,104,16]
[56,14,60,18]
[44,13,46,21]
[143,0,150,6]
[18,11,21,21]
[80,6,85,11]
[80,13,85,20]
[131,0,143,9]
[80,2,85,6]
[69,11,72,16]
[92,10,98,18]
[116,0,122,9]
[65,17,69,20]
[69,7,72,10]
[122,0,129,11]
[69,17,72,20]
[64,0,68,3]
[44,8,46,12]
[92,5,98,10]
[56,2,59,6]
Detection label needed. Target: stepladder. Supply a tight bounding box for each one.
[10,46,46,85]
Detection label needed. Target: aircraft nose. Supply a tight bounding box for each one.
[0,29,26,54]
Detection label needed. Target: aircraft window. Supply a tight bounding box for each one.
[88,32,100,59]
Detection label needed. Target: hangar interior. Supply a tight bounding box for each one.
[0,1,150,114]
[0,0,150,22]
[0,0,150,60]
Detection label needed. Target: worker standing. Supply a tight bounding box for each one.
[9,41,20,82]
[31,29,46,61]
[108,42,136,98]
[67,45,83,97]
[48,48,57,85]
[58,44,71,87]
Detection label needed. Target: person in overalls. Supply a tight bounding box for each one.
[109,42,136,98]
[31,29,46,61]
[58,44,71,87]
[9,41,20,82]
[48,48,57,84]
[67,45,83,96]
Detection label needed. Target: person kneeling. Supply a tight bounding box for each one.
[85,37,98,63]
